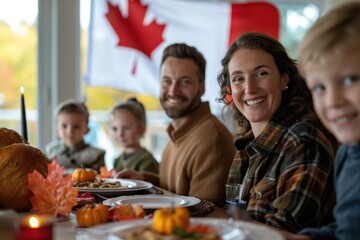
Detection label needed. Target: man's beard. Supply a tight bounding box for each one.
[160,95,202,119]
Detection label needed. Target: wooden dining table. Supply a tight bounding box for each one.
[51,186,230,239]
[1,186,228,240]
[1,186,287,240]
[53,208,228,240]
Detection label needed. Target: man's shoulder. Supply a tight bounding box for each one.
[198,113,233,135]
[186,115,234,147]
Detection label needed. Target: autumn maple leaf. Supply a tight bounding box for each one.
[105,0,165,59]
[97,166,116,178]
[28,160,78,218]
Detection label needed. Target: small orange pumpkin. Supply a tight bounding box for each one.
[76,203,109,227]
[72,167,96,182]
[152,207,190,234]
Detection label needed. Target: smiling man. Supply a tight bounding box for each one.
[116,43,235,207]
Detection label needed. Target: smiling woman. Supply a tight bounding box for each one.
[217,32,338,232]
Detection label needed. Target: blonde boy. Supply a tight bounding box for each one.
[45,99,105,174]
[284,2,360,240]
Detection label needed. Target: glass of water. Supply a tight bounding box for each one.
[225,183,247,208]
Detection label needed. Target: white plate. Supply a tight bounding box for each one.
[233,220,285,240]
[77,178,153,197]
[103,194,201,208]
[85,218,284,240]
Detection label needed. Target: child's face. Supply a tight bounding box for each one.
[303,44,360,144]
[110,109,145,151]
[56,113,89,148]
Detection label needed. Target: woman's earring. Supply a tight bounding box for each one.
[283,86,289,90]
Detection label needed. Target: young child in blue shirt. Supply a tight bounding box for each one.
[283,2,360,240]
[110,98,159,174]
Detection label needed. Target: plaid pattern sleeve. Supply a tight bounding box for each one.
[228,134,253,184]
[227,149,249,184]
[230,111,336,233]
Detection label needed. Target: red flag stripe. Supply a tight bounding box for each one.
[229,2,280,46]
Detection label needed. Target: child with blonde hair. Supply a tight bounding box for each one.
[283,2,360,239]
[110,98,158,174]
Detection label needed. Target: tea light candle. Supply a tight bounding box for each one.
[16,214,53,240]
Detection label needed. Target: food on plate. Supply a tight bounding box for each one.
[123,225,221,240]
[76,203,109,227]
[109,204,146,220]
[115,207,221,239]
[153,207,190,234]
[139,207,220,239]
[72,168,122,188]
[72,178,122,188]
[0,128,50,212]
[72,167,96,182]
[76,203,146,227]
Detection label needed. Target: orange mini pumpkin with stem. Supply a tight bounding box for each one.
[76,203,109,227]
[72,167,96,182]
[152,207,190,235]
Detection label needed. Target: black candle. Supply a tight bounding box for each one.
[20,87,28,141]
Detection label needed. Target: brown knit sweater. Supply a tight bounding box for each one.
[144,102,235,207]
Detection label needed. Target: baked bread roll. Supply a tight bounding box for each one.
[0,128,50,212]
[0,127,27,147]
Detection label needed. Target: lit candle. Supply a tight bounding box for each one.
[16,214,53,240]
[20,87,28,141]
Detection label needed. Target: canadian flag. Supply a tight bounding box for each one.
[85,0,279,109]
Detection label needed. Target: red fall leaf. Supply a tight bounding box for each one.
[28,160,78,218]
[97,166,116,178]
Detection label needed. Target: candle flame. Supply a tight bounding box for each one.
[29,216,40,228]
[20,86,24,94]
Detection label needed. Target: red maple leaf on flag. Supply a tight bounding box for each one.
[105,0,165,60]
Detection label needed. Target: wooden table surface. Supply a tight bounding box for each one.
[52,187,229,239]
[2,204,288,240]
[1,186,229,240]
[1,186,290,240]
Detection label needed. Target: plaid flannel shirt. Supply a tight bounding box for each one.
[228,108,336,233]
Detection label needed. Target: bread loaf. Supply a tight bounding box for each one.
[0,128,50,212]
[0,127,27,147]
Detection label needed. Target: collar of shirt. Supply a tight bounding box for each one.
[167,101,211,142]
[234,107,297,157]
[61,140,89,155]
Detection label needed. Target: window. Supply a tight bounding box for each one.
[276,1,320,57]
[0,0,38,143]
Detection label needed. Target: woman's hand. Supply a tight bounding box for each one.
[113,169,145,181]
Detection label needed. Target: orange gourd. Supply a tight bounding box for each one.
[72,167,96,182]
[152,207,190,235]
[76,203,109,227]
